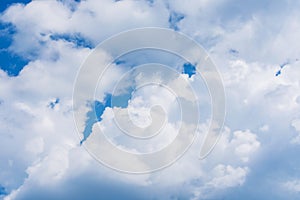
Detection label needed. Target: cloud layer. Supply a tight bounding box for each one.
[0,0,300,199]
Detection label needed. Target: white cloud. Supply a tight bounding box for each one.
[283,180,300,193]
[292,119,300,132]
[207,165,248,188]
[231,130,260,163]
[1,0,169,59]
[291,119,300,144]
[1,0,300,199]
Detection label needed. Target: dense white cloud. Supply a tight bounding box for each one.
[1,0,169,58]
[0,0,300,199]
[206,165,248,189]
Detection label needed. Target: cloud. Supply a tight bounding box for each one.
[283,180,300,193]
[0,0,169,59]
[206,165,248,188]
[0,0,300,199]
[291,119,300,144]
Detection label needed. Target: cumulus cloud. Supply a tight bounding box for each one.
[1,0,300,200]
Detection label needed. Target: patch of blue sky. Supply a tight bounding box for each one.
[48,98,60,109]
[50,33,94,49]
[0,0,31,13]
[81,90,135,144]
[0,50,29,76]
[0,184,6,196]
[81,97,110,145]
[57,0,81,12]
[275,70,281,76]
[229,48,239,56]
[111,91,132,108]
[275,61,289,76]
[0,22,29,76]
[0,22,15,48]
[114,60,126,65]
[168,11,185,31]
[182,62,196,78]
[215,0,284,25]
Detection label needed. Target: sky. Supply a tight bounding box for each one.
[0,0,300,199]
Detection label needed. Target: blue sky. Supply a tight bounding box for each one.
[1,0,300,200]
[0,0,31,76]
